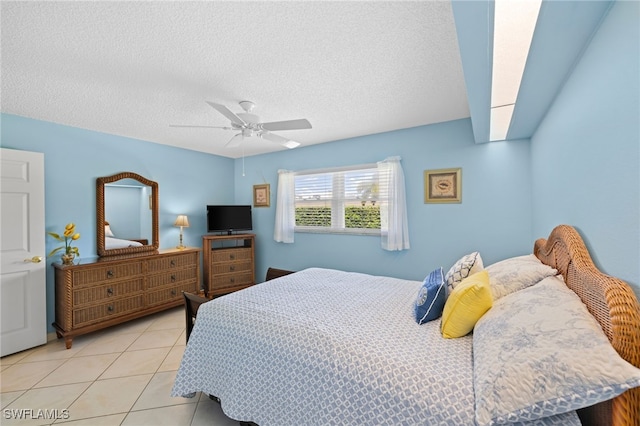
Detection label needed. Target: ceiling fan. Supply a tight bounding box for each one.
[170,101,312,149]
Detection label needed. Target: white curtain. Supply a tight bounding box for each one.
[377,156,410,251]
[273,169,295,243]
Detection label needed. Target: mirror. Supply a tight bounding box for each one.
[96,172,159,257]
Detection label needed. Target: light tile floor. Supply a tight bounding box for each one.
[0,307,239,426]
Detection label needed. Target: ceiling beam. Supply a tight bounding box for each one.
[452,0,613,144]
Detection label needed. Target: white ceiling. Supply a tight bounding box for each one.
[1,1,471,159]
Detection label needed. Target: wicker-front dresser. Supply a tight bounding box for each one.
[52,247,200,349]
[203,234,255,298]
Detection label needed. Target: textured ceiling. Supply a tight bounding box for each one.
[1,1,470,158]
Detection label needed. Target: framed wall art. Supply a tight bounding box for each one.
[424,168,461,203]
[253,184,270,207]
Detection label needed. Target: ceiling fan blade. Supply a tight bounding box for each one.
[206,101,247,127]
[225,133,243,148]
[261,132,300,149]
[260,119,312,132]
[169,124,232,130]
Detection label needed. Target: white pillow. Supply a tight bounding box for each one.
[473,275,640,425]
[444,251,483,295]
[485,254,557,300]
[104,224,115,237]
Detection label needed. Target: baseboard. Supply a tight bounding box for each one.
[47,331,58,342]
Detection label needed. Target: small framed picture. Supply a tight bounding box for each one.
[253,184,270,207]
[424,168,461,203]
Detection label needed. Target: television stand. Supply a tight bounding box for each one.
[202,233,255,298]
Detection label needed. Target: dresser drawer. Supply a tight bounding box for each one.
[146,282,197,306]
[71,262,144,286]
[53,247,201,349]
[211,261,252,275]
[72,295,144,327]
[211,248,252,263]
[211,272,253,290]
[73,279,144,306]
[148,252,198,272]
[147,267,198,289]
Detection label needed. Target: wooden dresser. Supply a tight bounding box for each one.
[202,234,255,297]
[53,247,200,349]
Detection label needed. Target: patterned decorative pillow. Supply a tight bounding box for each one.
[473,275,640,426]
[444,251,483,295]
[485,254,557,300]
[414,267,446,325]
[440,270,492,339]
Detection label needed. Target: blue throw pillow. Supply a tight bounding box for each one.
[415,267,446,325]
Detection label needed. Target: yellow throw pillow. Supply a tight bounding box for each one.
[441,270,493,338]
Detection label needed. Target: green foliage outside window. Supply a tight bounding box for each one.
[295,206,380,229]
[296,207,331,227]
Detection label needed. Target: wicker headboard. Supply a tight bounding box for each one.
[534,225,640,426]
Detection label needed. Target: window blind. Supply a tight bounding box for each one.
[294,165,381,232]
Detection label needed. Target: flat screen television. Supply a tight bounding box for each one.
[207,205,252,234]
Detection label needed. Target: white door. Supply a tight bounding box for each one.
[0,148,47,357]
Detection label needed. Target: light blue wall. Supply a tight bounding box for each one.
[3,0,636,335]
[531,0,639,298]
[234,118,534,283]
[1,113,235,332]
[1,114,534,334]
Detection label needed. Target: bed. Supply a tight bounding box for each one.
[104,236,143,249]
[171,225,640,426]
[103,221,145,249]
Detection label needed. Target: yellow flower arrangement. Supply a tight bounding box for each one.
[48,223,81,257]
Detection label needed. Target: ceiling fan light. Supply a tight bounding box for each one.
[283,141,300,149]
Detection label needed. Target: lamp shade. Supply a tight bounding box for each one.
[174,215,190,227]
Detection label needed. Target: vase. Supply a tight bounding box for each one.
[61,253,75,265]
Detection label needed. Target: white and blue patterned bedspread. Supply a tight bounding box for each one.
[171,268,580,426]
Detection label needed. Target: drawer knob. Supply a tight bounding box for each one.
[229,265,235,271]
[171,289,177,296]
[106,270,114,278]
[230,277,235,283]
[106,288,114,296]
[230,254,235,260]
[107,305,114,313]
[171,275,176,282]
[170,260,176,267]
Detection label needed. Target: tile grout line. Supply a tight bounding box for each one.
[2,307,194,426]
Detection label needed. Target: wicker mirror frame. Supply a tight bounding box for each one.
[96,172,159,257]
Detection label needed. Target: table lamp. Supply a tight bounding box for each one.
[174,215,189,250]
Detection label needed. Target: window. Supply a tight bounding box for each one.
[294,164,381,234]
[274,157,410,250]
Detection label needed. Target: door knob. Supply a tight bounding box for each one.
[24,256,43,263]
